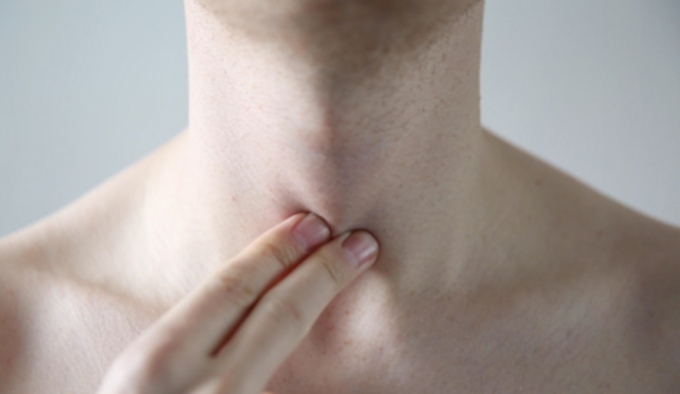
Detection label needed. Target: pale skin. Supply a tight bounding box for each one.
[96,212,380,394]
[1,0,680,392]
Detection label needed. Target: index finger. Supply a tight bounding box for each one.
[134,212,332,363]
[210,229,379,394]
[101,212,336,394]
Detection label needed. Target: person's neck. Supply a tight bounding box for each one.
[139,0,499,308]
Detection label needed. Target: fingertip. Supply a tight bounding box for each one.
[341,231,379,269]
[292,213,331,250]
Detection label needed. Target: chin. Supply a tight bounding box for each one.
[187,0,483,31]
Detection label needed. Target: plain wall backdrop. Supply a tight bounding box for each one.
[0,0,679,238]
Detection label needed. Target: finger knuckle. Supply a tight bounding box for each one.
[257,238,299,271]
[260,294,307,334]
[111,338,179,392]
[208,268,261,310]
[136,336,182,384]
[316,251,346,287]
[198,374,241,394]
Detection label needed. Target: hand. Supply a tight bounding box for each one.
[96,212,379,394]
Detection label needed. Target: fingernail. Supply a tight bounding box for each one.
[341,231,379,269]
[293,213,330,249]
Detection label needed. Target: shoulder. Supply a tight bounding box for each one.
[477,128,679,389]
[613,212,680,303]
[0,228,59,391]
[612,214,680,388]
[0,228,155,393]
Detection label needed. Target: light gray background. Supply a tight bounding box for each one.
[1,0,679,238]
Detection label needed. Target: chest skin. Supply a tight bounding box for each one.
[263,263,676,394]
[1,235,678,394]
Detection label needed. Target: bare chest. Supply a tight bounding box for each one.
[7,273,678,394]
[264,282,676,394]
[3,278,158,394]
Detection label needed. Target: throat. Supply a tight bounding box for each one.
[133,0,491,306]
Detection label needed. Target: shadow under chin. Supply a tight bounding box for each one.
[187,0,484,106]
[188,0,483,57]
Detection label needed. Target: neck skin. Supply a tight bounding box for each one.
[134,0,514,307]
